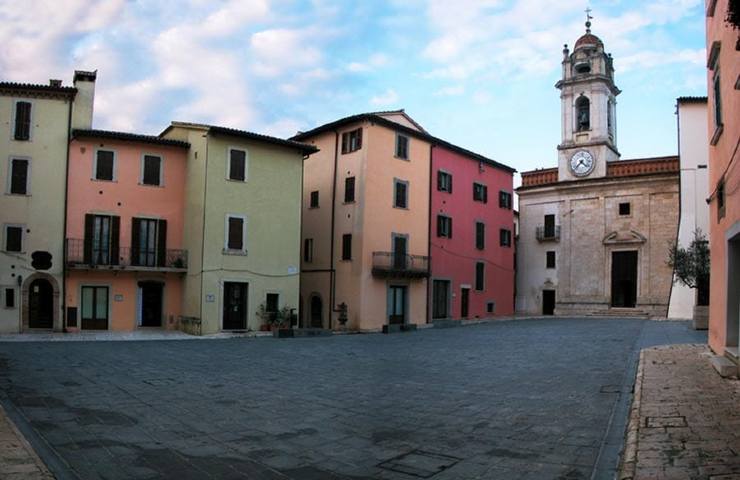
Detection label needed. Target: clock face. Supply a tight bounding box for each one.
[570,150,595,177]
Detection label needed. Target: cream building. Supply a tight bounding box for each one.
[516,23,680,318]
[160,123,316,334]
[0,71,95,333]
[667,97,709,321]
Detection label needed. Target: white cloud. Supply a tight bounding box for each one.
[435,85,465,96]
[346,53,389,72]
[250,28,323,77]
[370,88,399,106]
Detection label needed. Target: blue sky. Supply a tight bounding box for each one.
[0,0,707,178]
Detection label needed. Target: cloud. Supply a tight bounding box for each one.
[347,53,389,73]
[370,89,399,106]
[434,85,465,96]
[250,28,323,77]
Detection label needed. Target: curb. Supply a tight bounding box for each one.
[617,348,646,480]
[0,403,54,479]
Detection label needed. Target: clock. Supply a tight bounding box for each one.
[570,150,595,177]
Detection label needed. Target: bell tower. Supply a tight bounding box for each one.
[556,10,621,181]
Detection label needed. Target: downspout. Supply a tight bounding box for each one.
[61,96,73,332]
[298,152,306,327]
[667,101,682,318]
[426,144,435,324]
[199,133,209,330]
[328,130,340,329]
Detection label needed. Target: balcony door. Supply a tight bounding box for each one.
[84,214,120,266]
[392,234,408,270]
[132,218,167,267]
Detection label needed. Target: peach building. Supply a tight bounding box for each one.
[706,0,740,374]
[65,130,190,330]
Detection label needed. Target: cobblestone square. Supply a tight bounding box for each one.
[0,318,705,479]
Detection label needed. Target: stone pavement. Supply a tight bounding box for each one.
[619,344,740,480]
[0,403,54,479]
[0,318,706,479]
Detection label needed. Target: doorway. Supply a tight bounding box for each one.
[461,287,470,318]
[310,295,323,328]
[28,279,53,329]
[81,286,109,330]
[727,233,740,352]
[432,280,450,319]
[139,282,163,327]
[611,251,638,308]
[223,282,248,330]
[388,285,407,325]
[542,289,555,315]
[393,235,408,270]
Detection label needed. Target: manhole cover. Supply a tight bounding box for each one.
[378,450,461,478]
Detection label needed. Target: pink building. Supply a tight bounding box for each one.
[65,130,189,331]
[430,145,516,321]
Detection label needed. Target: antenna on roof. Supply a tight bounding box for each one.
[585,6,593,33]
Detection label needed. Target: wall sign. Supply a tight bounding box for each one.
[205,294,215,303]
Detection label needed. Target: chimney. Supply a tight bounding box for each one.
[49,79,62,87]
[71,70,97,130]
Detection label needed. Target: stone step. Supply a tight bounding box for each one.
[585,309,650,318]
[710,355,738,378]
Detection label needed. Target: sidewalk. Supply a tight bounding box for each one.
[0,404,53,479]
[619,344,740,480]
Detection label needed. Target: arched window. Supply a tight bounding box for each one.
[576,96,590,131]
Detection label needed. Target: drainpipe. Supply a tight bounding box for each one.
[199,133,209,328]
[328,130,339,329]
[426,144,435,324]
[61,95,73,332]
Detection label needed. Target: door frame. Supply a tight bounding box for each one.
[609,249,639,308]
[309,292,323,328]
[78,283,112,330]
[724,222,740,352]
[431,278,452,320]
[460,285,471,319]
[542,289,556,315]
[387,283,409,325]
[21,273,60,331]
[137,280,165,328]
[220,279,249,330]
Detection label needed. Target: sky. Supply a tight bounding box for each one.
[0,0,708,179]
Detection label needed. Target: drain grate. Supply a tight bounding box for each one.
[378,450,461,478]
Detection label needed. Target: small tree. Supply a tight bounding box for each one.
[668,229,710,304]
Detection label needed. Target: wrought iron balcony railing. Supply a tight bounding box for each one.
[536,226,561,242]
[66,238,188,271]
[371,252,429,279]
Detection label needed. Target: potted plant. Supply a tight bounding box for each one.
[668,228,710,329]
[256,303,274,331]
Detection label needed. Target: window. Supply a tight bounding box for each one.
[94,150,115,181]
[394,179,408,209]
[576,96,590,131]
[473,183,488,203]
[341,128,362,154]
[619,202,631,216]
[475,262,485,291]
[717,178,725,220]
[499,191,512,209]
[13,101,31,141]
[225,215,246,252]
[304,238,313,263]
[437,171,452,193]
[344,177,355,203]
[475,222,485,250]
[265,293,279,323]
[437,215,452,238]
[546,251,556,269]
[141,155,162,186]
[341,234,352,260]
[81,286,109,330]
[84,214,120,265]
[309,190,319,208]
[395,134,409,159]
[8,158,29,194]
[500,228,512,247]
[4,225,23,252]
[486,301,495,314]
[711,70,723,144]
[228,148,247,181]
[544,214,556,238]
[4,288,15,308]
[131,218,167,267]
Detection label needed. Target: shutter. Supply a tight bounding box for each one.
[436,216,442,237]
[341,133,349,154]
[483,186,488,204]
[83,214,94,263]
[110,216,120,265]
[356,128,362,149]
[10,159,28,194]
[14,102,31,140]
[131,218,141,265]
[157,219,167,267]
[228,217,243,250]
[437,172,443,191]
[448,217,453,239]
[448,174,452,193]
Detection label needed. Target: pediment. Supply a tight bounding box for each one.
[602,230,646,245]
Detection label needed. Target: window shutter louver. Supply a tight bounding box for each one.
[131,218,141,265]
[84,214,94,263]
[14,102,31,140]
[110,216,120,265]
[157,220,167,267]
[10,159,28,194]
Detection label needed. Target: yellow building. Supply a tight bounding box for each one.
[161,123,316,333]
[0,71,95,333]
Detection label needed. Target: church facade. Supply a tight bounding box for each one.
[516,22,680,318]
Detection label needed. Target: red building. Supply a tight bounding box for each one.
[429,145,516,321]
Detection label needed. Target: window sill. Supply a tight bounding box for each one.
[710,124,724,146]
[91,178,117,183]
[138,183,164,188]
[222,249,248,256]
[225,178,248,183]
[343,201,355,205]
[308,206,320,210]
[393,205,409,210]
[394,156,410,161]
[5,192,30,197]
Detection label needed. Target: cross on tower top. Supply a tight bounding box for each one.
[585,7,593,33]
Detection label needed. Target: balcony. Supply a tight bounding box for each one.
[66,238,188,272]
[371,252,429,279]
[536,226,561,242]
